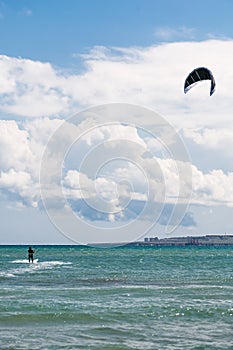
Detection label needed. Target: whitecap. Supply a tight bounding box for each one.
[0,272,15,278]
[12,259,39,264]
[37,261,72,268]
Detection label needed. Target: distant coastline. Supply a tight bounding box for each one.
[88,234,233,247]
[128,234,233,247]
[1,235,233,247]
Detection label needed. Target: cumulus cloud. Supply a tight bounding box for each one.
[184,128,233,156]
[0,168,31,188]
[0,168,38,207]
[61,149,233,225]
[0,118,63,207]
[182,127,233,173]
[62,159,196,227]
[1,40,233,230]
[0,56,69,117]
[0,114,232,229]
[0,39,233,126]
[192,167,233,206]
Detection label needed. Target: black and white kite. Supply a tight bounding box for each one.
[184,67,216,96]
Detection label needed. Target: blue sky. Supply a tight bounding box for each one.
[1,0,233,244]
[1,0,232,66]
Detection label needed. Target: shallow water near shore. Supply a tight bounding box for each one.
[0,245,233,349]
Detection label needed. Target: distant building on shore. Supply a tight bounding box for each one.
[140,234,233,246]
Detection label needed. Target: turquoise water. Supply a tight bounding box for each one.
[0,245,233,349]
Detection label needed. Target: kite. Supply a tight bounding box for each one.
[184,67,216,96]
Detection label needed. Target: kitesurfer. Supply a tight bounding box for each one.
[28,246,34,263]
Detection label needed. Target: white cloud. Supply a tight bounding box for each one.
[192,167,233,206]
[0,39,233,125]
[0,168,38,207]
[0,118,63,207]
[0,118,63,174]
[1,40,233,230]
[0,120,34,172]
[82,124,146,148]
[0,168,31,189]
[184,128,233,156]
[0,56,69,117]
[0,115,232,215]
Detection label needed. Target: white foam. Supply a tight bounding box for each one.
[0,272,15,278]
[12,259,39,264]
[6,259,72,278]
[2,260,72,279]
[39,261,71,266]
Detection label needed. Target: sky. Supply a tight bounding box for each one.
[1,0,233,244]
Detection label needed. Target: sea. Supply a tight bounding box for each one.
[0,245,233,350]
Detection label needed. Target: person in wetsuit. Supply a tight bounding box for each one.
[28,246,34,263]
